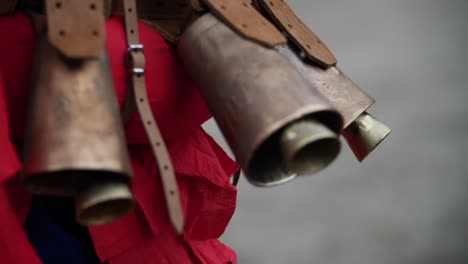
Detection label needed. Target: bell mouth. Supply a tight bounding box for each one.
[21,170,130,196]
[75,181,135,226]
[280,120,340,175]
[246,117,341,187]
[342,112,391,162]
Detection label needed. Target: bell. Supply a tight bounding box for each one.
[342,112,391,161]
[281,120,341,175]
[75,181,135,226]
[22,36,133,198]
[178,14,343,187]
[276,46,390,161]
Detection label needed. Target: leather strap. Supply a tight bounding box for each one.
[258,0,336,67]
[202,0,286,47]
[45,0,105,58]
[122,0,184,235]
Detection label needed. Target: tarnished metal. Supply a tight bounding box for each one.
[276,46,374,128]
[342,112,391,161]
[22,37,133,196]
[75,181,135,226]
[277,46,390,161]
[179,14,343,187]
[281,120,340,175]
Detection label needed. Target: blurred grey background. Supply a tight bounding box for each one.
[202,0,468,263]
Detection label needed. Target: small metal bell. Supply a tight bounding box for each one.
[75,181,135,226]
[280,119,340,175]
[342,112,391,161]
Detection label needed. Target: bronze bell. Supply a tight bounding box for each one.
[277,46,390,162]
[75,181,135,226]
[342,112,391,161]
[178,14,343,187]
[281,120,341,175]
[22,36,135,224]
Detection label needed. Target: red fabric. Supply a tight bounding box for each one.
[0,12,239,264]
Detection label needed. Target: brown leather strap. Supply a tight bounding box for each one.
[122,0,184,235]
[45,0,105,58]
[258,0,336,67]
[202,0,286,47]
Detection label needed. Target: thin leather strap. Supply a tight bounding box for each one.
[122,0,184,235]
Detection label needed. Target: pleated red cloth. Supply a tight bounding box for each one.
[0,12,238,264]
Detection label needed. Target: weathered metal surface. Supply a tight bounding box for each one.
[280,120,340,175]
[75,181,135,226]
[277,45,374,129]
[277,46,390,161]
[179,14,343,186]
[342,112,391,162]
[22,37,132,196]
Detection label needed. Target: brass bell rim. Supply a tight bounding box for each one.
[75,181,136,226]
[246,173,298,187]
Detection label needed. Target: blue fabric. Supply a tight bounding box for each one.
[24,196,101,264]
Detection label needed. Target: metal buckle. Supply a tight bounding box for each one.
[128,44,144,52]
[127,44,145,77]
[130,68,145,76]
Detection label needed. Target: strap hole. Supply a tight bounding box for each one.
[287,24,292,29]
[243,2,248,7]
[242,24,248,28]
[306,44,311,49]
[90,3,96,10]
[92,30,99,36]
[147,120,152,125]
[55,1,62,8]
[269,1,274,6]
[155,142,161,146]
[128,8,132,12]
[59,30,65,36]
[169,190,175,195]
[139,98,144,102]
[221,5,226,10]
[130,29,134,34]
[163,165,169,170]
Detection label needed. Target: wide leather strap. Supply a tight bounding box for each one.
[122,0,184,235]
[258,0,336,67]
[201,0,286,47]
[45,0,105,58]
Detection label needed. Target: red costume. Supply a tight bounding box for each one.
[0,12,238,264]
